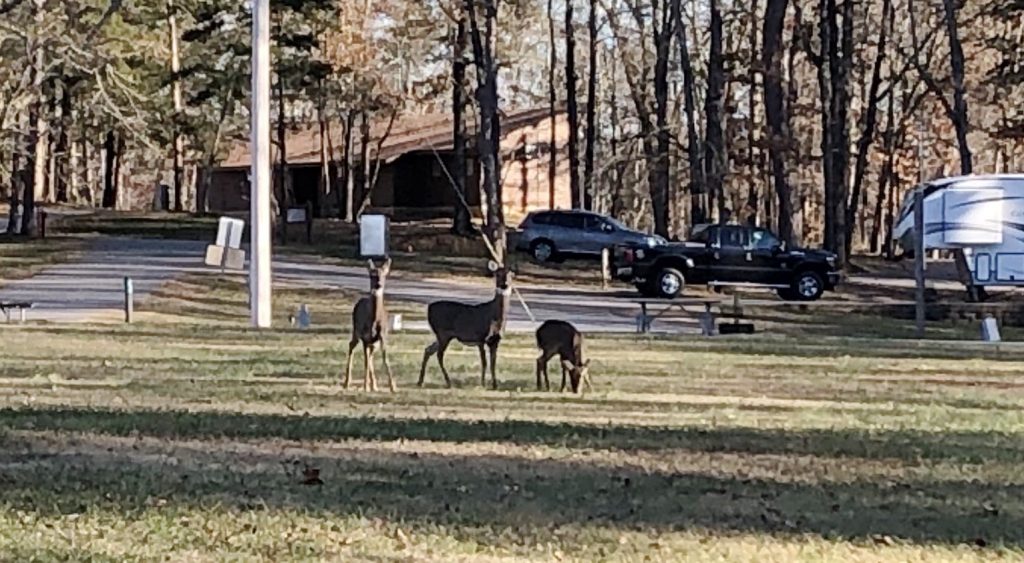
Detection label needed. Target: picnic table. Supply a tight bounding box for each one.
[633,293,751,335]
[0,302,34,323]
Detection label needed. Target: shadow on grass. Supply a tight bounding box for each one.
[1,406,1022,464]
[0,411,1021,550]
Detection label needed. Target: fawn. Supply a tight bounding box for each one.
[535,319,591,393]
[343,258,397,392]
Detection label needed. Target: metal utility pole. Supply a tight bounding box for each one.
[914,188,926,338]
[250,0,273,328]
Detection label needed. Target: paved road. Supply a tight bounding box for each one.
[0,237,684,332]
[0,236,971,331]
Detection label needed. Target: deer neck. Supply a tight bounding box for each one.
[370,287,386,317]
[493,287,511,322]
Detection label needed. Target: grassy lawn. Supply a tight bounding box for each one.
[1,275,1023,561]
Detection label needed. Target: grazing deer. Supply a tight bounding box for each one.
[418,266,513,390]
[535,320,591,393]
[343,258,397,392]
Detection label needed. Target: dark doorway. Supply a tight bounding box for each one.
[291,167,320,216]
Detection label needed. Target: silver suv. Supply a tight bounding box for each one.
[515,210,665,263]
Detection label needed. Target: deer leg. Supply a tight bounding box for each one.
[418,341,439,387]
[362,345,372,392]
[436,339,454,389]
[380,339,397,393]
[368,343,379,392]
[535,356,545,391]
[478,345,488,387]
[487,341,499,391]
[560,359,568,393]
[343,338,359,389]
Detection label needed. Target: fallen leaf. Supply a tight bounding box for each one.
[301,466,323,486]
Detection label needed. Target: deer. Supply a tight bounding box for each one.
[343,258,397,392]
[535,320,591,393]
[418,265,513,390]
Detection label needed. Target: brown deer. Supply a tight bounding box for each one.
[535,320,591,393]
[343,258,397,392]
[418,266,513,390]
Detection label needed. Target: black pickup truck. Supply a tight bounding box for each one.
[613,224,842,301]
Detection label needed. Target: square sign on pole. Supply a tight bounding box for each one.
[206,217,247,271]
[359,214,389,259]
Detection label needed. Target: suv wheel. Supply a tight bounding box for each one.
[655,268,685,299]
[792,271,825,301]
[531,240,556,263]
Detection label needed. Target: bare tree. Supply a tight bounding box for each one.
[583,0,598,211]
[566,0,581,209]
[762,0,794,244]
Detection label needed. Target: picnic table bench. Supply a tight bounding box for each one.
[633,293,751,335]
[0,302,34,323]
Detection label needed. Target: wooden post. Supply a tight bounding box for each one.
[601,247,610,289]
[914,189,926,338]
[306,201,314,244]
[124,277,134,324]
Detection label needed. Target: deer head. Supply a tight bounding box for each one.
[367,258,392,295]
[561,359,591,393]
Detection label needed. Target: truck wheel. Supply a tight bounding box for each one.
[655,268,686,299]
[792,271,825,301]
[530,239,557,263]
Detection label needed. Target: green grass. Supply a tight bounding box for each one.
[1,272,1023,561]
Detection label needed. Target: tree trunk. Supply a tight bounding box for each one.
[101,131,118,209]
[649,1,675,238]
[168,0,185,212]
[705,0,726,223]
[342,111,355,221]
[582,0,598,211]
[762,0,794,244]
[467,0,506,262]
[846,0,890,257]
[942,0,972,174]
[547,0,557,210]
[277,69,290,241]
[871,84,896,254]
[746,0,760,227]
[672,0,705,226]
[196,98,232,216]
[452,13,473,235]
[7,144,20,234]
[55,86,71,203]
[609,52,625,219]
[359,111,370,212]
[565,0,581,209]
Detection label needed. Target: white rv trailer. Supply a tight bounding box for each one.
[892,174,1024,287]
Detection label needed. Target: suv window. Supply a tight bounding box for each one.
[750,229,780,250]
[584,215,611,231]
[720,226,748,248]
[549,213,585,229]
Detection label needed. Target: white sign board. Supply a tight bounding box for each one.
[216,217,245,249]
[286,207,307,224]
[360,214,389,258]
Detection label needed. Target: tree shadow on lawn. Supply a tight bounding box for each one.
[0,419,1021,550]
[1,406,1022,465]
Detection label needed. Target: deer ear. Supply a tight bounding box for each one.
[583,359,591,368]
[367,259,376,272]
[382,258,392,273]
[487,260,500,274]
[562,359,576,372]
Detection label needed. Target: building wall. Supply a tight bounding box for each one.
[498,113,574,224]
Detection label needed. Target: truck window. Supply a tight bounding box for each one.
[690,225,717,245]
[720,226,748,248]
[750,229,780,250]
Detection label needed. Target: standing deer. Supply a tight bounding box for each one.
[418,266,513,390]
[535,320,591,393]
[343,258,397,392]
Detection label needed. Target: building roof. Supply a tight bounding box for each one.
[218,106,558,170]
